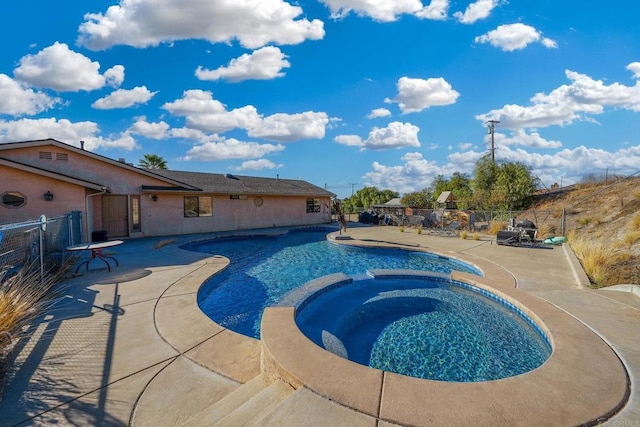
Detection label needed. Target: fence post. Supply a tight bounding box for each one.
[561,208,566,236]
[39,214,47,282]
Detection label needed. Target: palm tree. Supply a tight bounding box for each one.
[138,154,167,170]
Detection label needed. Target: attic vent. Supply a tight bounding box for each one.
[225,173,239,180]
[39,151,52,160]
[56,152,68,161]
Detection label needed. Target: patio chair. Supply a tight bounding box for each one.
[442,221,462,236]
[406,215,425,228]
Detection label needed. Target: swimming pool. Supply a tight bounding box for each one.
[185,228,482,338]
[293,273,551,382]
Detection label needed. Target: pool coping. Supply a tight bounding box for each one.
[153,229,631,426]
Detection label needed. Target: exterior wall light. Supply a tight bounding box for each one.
[44,191,54,201]
[151,194,158,202]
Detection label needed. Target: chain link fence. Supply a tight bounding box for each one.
[346,207,567,238]
[0,211,83,280]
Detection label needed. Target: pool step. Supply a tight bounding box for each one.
[181,374,294,426]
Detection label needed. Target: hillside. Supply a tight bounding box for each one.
[523,176,640,287]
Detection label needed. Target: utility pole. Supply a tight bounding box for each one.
[349,183,358,197]
[486,120,499,164]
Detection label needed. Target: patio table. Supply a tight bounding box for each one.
[66,240,123,273]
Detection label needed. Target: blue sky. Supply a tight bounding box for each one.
[1,0,639,199]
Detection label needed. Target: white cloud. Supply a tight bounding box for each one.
[13,42,123,92]
[0,117,138,150]
[365,122,420,150]
[104,65,125,88]
[77,0,325,50]
[475,23,557,52]
[92,86,157,109]
[181,138,285,161]
[367,108,392,119]
[163,89,227,116]
[319,0,424,22]
[235,159,283,171]
[0,74,60,115]
[163,90,330,142]
[453,0,500,24]
[249,111,329,142]
[335,134,364,146]
[196,46,290,82]
[627,62,640,79]
[128,117,170,139]
[477,68,640,130]
[168,127,211,143]
[386,77,459,114]
[362,152,445,194]
[497,129,563,149]
[415,0,449,20]
[335,121,420,150]
[163,90,260,133]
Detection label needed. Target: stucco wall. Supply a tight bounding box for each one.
[141,194,332,236]
[0,165,87,224]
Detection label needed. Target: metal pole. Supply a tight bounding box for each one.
[486,120,500,163]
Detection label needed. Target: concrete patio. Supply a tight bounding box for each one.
[0,224,638,426]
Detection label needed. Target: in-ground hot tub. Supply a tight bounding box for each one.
[259,261,628,426]
[278,270,551,382]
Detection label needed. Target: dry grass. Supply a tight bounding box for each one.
[631,212,640,230]
[460,230,468,239]
[566,229,631,287]
[472,232,480,240]
[1,262,69,374]
[623,230,640,246]
[489,221,507,235]
[536,223,556,239]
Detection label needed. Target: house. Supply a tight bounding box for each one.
[0,139,334,241]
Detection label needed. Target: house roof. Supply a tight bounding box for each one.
[371,197,405,208]
[0,139,200,190]
[0,157,105,190]
[1,139,334,198]
[436,191,454,203]
[149,170,335,197]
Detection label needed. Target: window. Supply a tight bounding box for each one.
[184,196,213,217]
[131,196,141,232]
[1,191,26,208]
[306,198,320,213]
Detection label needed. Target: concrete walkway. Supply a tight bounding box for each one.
[0,225,638,426]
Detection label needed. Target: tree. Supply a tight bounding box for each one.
[344,186,398,212]
[401,188,433,208]
[493,162,537,210]
[428,173,473,209]
[471,156,536,210]
[138,154,168,170]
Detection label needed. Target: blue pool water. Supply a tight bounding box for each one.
[295,275,551,382]
[187,228,481,338]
